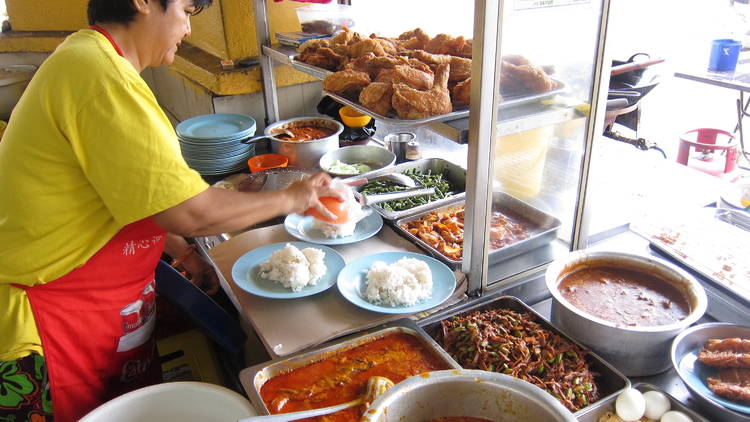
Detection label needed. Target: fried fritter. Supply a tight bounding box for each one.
[359,82,394,116]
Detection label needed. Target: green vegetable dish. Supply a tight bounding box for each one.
[358,168,456,211]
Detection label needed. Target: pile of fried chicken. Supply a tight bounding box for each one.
[298,27,558,120]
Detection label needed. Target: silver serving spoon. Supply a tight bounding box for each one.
[241,129,297,144]
[237,376,394,422]
[361,187,436,206]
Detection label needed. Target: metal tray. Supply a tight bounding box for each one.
[324,82,565,126]
[394,191,561,269]
[418,295,630,418]
[348,158,467,220]
[630,207,750,302]
[239,319,461,416]
[576,383,711,422]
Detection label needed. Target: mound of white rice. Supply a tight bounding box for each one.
[363,257,433,306]
[311,218,357,238]
[259,243,326,292]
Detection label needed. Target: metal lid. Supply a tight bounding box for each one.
[0,65,36,87]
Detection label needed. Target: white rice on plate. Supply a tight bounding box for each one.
[363,257,433,306]
[259,243,327,292]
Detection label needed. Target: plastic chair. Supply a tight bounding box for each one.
[154,260,247,391]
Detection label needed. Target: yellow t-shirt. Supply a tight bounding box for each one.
[0,29,209,361]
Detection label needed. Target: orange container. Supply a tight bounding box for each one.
[247,154,288,173]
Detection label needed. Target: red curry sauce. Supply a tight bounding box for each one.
[260,332,450,421]
[427,418,495,422]
[276,126,334,142]
[558,265,691,327]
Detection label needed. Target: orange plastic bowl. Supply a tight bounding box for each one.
[339,106,372,128]
[247,153,289,173]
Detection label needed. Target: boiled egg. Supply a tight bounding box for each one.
[643,390,671,420]
[615,388,646,421]
[660,410,693,422]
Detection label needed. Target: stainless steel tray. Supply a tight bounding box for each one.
[418,295,630,418]
[239,319,461,416]
[630,207,750,302]
[324,82,565,126]
[394,191,561,269]
[349,158,467,220]
[576,383,711,422]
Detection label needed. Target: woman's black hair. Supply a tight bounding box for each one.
[87,0,212,26]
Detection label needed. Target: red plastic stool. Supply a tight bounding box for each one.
[676,128,739,181]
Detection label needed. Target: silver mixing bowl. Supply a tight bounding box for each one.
[319,145,396,178]
[361,369,577,422]
[545,250,707,377]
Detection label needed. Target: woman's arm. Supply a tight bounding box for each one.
[152,172,341,238]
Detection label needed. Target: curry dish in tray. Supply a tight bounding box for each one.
[259,332,453,421]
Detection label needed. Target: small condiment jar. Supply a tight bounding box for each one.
[405,140,422,160]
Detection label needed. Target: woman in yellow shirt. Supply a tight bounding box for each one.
[0,0,339,420]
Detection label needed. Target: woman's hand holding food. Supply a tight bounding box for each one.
[284,172,345,220]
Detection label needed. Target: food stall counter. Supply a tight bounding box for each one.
[206,223,467,358]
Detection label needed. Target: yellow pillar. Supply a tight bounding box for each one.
[0,0,316,95]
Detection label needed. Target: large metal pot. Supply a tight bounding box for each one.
[545,250,707,377]
[255,117,342,169]
[361,369,577,422]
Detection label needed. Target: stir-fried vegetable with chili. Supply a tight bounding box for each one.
[358,169,456,211]
[435,309,599,412]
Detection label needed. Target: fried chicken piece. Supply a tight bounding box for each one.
[344,54,432,79]
[349,39,388,58]
[451,77,471,105]
[392,63,452,120]
[359,82,394,116]
[368,35,401,55]
[330,43,351,57]
[397,28,431,50]
[425,33,472,58]
[331,26,355,45]
[502,54,532,66]
[375,65,433,90]
[297,47,348,71]
[405,50,471,82]
[297,38,330,54]
[501,61,558,94]
[708,368,750,404]
[322,70,371,97]
[699,338,750,368]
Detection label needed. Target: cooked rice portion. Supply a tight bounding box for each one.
[259,243,327,292]
[364,257,432,306]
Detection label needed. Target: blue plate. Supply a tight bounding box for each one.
[176,113,257,140]
[284,212,383,245]
[673,323,750,415]
[231,241,345,299]
[336,252,456,314]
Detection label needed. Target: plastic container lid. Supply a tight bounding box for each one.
[176,113,257,141]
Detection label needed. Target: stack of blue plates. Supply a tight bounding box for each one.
[176,113,257,176]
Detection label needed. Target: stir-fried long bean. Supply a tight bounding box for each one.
[435,309,599,412]
[358,169,456,211]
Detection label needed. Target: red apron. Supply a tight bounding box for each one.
[15,218,166,421]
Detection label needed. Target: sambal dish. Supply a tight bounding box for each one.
[275,126,335,142]
[400,205,531,261]
[260,332,452,421]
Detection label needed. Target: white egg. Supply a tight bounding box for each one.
[643,390,671,420]
[615,388,646,422]
[660,410,693,422]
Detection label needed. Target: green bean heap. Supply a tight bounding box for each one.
[358,169,456,212]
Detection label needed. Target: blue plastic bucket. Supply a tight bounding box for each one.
[709,39,742,71]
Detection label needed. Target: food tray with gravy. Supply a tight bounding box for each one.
[324,81,565,126]
[630,208,750,303]
[394,191,561,269]
[418,295,630,417]
[575,383,710,422]
[239,319,461,417]
[348,158,467,220]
